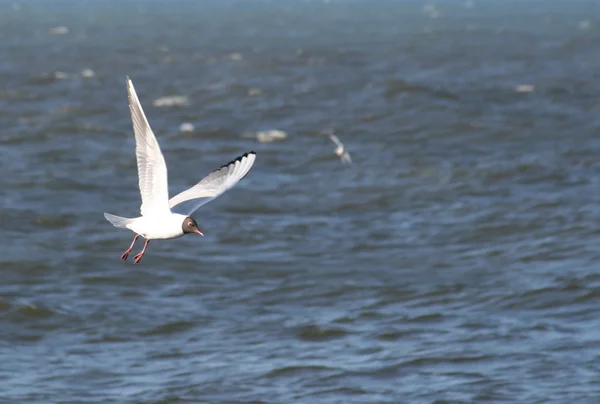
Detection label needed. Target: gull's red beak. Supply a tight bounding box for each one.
[194,229,204,236]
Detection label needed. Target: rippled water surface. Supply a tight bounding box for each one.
[2,0,600,402]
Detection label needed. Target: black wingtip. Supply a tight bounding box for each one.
[239,151,256,159]
[216,151,256,171]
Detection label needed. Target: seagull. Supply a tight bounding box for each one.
[104,77,256,264]
[328,133,352,164]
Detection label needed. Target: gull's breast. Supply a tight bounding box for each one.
[129,214,186,240]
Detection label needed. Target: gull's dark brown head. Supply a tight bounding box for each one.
[182,216,204,236]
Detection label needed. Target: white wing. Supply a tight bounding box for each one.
[328,133,344,149]
[126,77,170,217]
[169,152,256,215]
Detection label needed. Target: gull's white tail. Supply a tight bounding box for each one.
[104,213,135,229]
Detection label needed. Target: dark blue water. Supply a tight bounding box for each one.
[2,1,600,402]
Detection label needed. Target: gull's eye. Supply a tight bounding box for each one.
[188,222,193,226]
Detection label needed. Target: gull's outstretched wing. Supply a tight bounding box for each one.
[127,77,170,217]
[169,152,256,215]
[328,133,344,149]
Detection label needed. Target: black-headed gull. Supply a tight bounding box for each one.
[328,133,352,164]
[104,77,256,264]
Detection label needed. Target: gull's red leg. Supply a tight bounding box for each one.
[121,235,140,261]
[133,239,150,265]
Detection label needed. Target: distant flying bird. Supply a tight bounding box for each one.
[328,133,352,164]
[104,77,256,264]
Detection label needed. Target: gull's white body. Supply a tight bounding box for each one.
[124,213,189,240]
[104,77,256,259]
